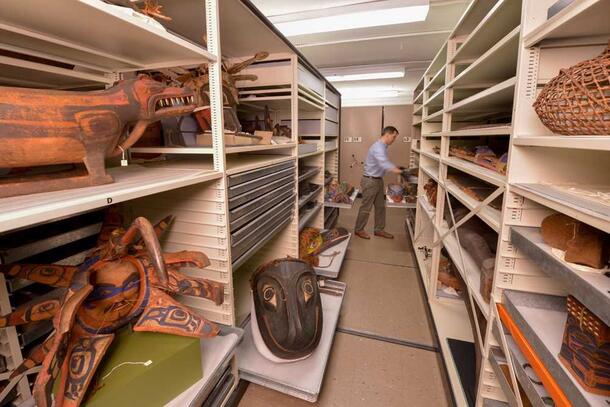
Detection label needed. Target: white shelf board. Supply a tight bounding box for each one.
[446,77,516,117]
[418,196,436,221]
[424,109,444,123]
[166,326,243,407]
[413,104,423,115]
[298,95,325,112]
[324,146,338,153]
[298,185,323,209]
[451,0,521,64]
[503,290,608,407]
[298,150,324,159]
[441,226,490,316]
[448,26,520,89]
[298,166,321,183]
[413,118,423,126]
[437,126,512,137]
[237,284,346,402]
[386,196,417,209]
[0,0,215,72]
[425,66,446,93]
[421,165,440,182]
[510,226,610,326]
[324,188,359,209]
[512,136,610,151]
[420,151,441,162]
[227,143,296,154]
[425,87,445,110]
[299,202,323,231]
[443,157,506,187]
[412,148,421,154]
[130,147,214,155]
[314,233,352,278]
[413,89,425,105]
[445,182,501,231]
[426,42,448,78]
[523,0,610,47]
[510,183,610,234]
[0,163,222,234]
[238,96,292,111]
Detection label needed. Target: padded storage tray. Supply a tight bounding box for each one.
[228,166,294,198]
[325,106,339,122]
[229,174,294,210]
[229,185,294,230]
[326,89,340,109]
[228,161,294,187]
[325,120,338,137]
[231,205,293,261]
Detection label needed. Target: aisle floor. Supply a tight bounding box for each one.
[238,204,453,407]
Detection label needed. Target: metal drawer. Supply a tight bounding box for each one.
[228,175,294,210]
[230,185,295,231]
[228,160,294,187]
[228,167,295,198]
[231,205,293,261]
[231,196,294,248]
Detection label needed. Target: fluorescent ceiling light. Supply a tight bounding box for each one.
[274,5,430,37]
[341,88,402,99]
[327,70,405,82]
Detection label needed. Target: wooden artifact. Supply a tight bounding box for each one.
[0,75,195,198]
[541,213,609,269]
[559,296,610,396]
[299,227,349,268]
[534,43,610,135]
[0,211,222,407]
[424,179,438,207]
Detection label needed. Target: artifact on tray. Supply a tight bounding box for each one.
[438,254,462,296]
[449,145,508,175]
[163,52,269,107]
[444,205,497,303]
[250,258,323,362]
[447,173,503,210]
[325,180,355,204]
[194,106,271,147]
[387,183,405,203]
[534,43,610,135]
[0,75,196,198]
[424,179,438,207]
[299,227,350,268]
[559,295,610,396]
[134,0,172,21]
[299,182,320,197]
[0,211,223,407]
[403,183,418,203]
[541,213,609,270]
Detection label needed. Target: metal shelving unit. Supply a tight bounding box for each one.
[0,0,344,405]
[409,0,610,405]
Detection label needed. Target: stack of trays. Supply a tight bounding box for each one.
[228,160,296,267]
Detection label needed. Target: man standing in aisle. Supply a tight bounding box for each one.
[354,126,405,239]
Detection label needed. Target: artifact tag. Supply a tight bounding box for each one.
[119,145,128,167]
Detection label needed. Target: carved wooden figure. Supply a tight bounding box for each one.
[0,211,223,407]
[0,75,196,197]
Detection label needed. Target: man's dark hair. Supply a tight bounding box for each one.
[382,126,399,136]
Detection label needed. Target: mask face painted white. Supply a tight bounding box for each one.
[250,259,323,361]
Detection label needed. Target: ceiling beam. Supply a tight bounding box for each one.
[295,29,451,48]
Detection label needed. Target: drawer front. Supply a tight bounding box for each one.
[326,89,340,108]
[237,60,292,88]
[228,160,294,187]
[229,185,295,230]
[298,64,324,96]
[325,120,339,137]
[229,174,295,210]
[325,106,339,122]
[228,166,295,198]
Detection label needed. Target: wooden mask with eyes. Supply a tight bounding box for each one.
[250,258,323,360]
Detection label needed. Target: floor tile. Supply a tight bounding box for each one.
[337,259,436,347]
[238,333,452,407]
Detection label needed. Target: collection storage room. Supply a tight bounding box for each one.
[0,0,608,406]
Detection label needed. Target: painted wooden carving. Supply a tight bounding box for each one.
[0,211,222,407]
[0,75,196,197]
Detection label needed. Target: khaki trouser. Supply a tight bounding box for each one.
[355,176,386,232]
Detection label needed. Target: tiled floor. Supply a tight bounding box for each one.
[238,203,453,407]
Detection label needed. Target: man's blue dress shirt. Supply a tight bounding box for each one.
[364,140,395,177]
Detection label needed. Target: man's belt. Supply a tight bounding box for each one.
[363,175,382,179]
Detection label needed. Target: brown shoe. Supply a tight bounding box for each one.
[355,230,370,239]
[374,231,394,239]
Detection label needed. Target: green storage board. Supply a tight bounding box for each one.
[83,328,202,407]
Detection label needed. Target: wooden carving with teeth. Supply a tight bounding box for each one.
[0,210,223,407]
[0,75,196,198]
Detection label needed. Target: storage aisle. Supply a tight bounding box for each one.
[238,204,453,406]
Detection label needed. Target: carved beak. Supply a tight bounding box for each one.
[121,217,168,285]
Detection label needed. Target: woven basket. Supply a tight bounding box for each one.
[533,43,610,135]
